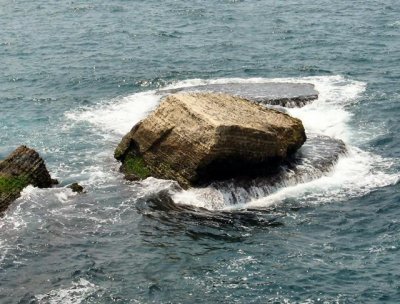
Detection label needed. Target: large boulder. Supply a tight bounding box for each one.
[115,93,306,188]
[0,146,56,214]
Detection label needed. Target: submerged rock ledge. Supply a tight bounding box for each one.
[115,92,306,188]
[158,82,319,108]
[0,146,56,214]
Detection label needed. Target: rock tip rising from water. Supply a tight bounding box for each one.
[0,145,57,214]
[115,92,306,188]
[68,182,84,193]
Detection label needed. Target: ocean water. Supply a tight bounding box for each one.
[1,1,400,303]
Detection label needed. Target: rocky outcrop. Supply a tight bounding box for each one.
[115,92,306,188]
[68,183,84,193]
[158,83,319,108]
[0,146,56,214]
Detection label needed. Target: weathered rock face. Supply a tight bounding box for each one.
[115,93,306,188]
[0,146,55,214]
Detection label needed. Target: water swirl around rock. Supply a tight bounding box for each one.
[1,0,400,301]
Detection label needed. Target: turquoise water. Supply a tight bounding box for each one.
[1,1,400,303]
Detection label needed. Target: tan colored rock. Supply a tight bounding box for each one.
[115,93,306,188]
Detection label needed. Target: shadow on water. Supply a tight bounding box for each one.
[135,190,285,242]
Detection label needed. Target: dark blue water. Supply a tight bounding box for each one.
[1,1,399,303]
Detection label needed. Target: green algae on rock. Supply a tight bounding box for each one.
[0,176,29,194]
[0,146,56,214]
[115,92,306,188]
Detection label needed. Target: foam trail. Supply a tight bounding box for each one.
[66,92,160,136]
[244,148,399,209]
[35,279,98,304]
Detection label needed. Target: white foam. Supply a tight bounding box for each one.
[287,76,366,142]
[19,185,38,198]
[244,147,399,209]
[172,187,226,210]
[18,185,79,204]
[66,92,160,136]
[0,185,78,245]
[388,20,400,27]
[35,278,98,304]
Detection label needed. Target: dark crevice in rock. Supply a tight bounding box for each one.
[146,127,175,153]
[195,155,284,186]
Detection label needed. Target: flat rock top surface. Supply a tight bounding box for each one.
[116,92,306,187]
[168,93,300,130]
[159,82,318,102]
